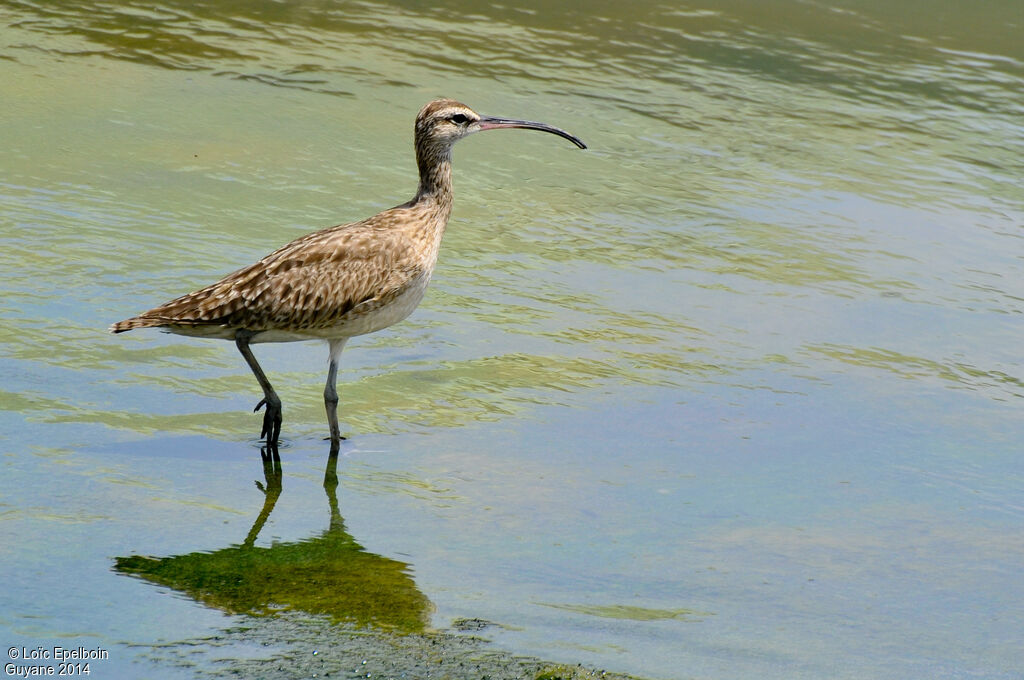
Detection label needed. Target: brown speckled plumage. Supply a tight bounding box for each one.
[109,200,447,338]
[111,98,586,452]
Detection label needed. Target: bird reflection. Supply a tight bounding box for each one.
[114,448,432,632]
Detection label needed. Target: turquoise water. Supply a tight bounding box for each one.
[1,1,1022,678]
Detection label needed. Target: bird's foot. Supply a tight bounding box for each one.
[254,396,283,448]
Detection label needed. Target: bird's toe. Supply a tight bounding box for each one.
[254,397,283,445]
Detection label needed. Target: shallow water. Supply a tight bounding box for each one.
[2,0,1022,678]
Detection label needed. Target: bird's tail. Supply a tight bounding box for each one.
[109,317,164,334]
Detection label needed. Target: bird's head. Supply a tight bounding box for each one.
[414,98,587,153]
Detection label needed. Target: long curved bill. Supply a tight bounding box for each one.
[477,116,587,149]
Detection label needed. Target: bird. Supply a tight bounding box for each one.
[110,98,586,453]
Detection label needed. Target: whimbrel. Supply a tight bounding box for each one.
[110,99,586,452]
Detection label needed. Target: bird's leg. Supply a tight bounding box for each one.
[235,331,282,449]
[324,338,348,446]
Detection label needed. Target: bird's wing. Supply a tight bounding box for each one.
[112,217,422,333]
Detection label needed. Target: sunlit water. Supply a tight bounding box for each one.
[2,1,1022,678]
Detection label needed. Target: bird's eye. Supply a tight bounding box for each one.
[449,113,469,125]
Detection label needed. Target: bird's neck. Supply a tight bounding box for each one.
[414,145,454,210]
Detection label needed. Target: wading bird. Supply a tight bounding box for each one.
[111,98,586,452]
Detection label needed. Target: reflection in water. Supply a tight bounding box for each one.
[114,450,432,633]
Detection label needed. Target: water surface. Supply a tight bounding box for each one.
[1,1,1022,678]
